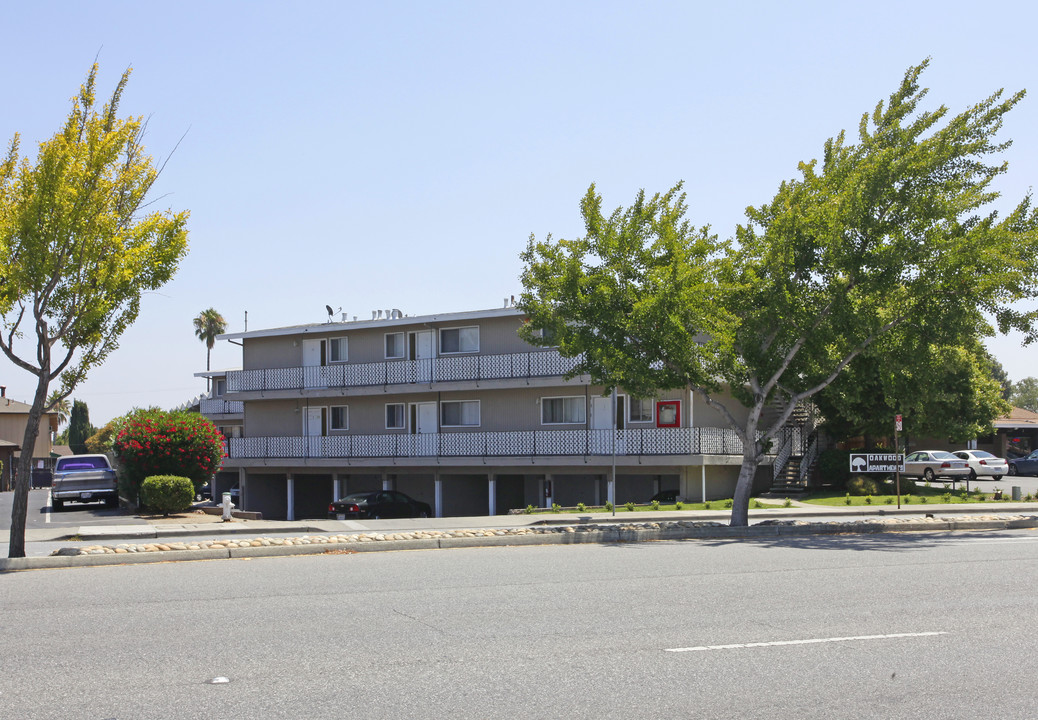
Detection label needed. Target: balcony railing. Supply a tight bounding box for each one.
[225,349,583,393]
[200,398,245,415]
[228,426,750,460]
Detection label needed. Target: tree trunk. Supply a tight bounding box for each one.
[730,453,760,526]
[729,407,763,527]
[8,376,50,558]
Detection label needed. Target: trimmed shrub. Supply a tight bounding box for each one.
[846,475,882,496]
[140,475,194,516]
[816,448,853,488]
[884,477,918,494]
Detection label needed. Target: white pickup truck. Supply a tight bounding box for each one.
[51,454,120,511]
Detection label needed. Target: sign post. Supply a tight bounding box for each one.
[894,414,903,508]
[849,453,906,506]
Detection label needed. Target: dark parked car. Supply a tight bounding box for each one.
[1008,449,1038,477]
[650,490,679,503]
[328,490,432,520]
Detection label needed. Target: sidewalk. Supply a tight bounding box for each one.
[6,501,1038,573]
[22,499,1038,542]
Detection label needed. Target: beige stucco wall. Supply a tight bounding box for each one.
[0,407,55,460]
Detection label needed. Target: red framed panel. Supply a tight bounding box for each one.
[656,400,680,428]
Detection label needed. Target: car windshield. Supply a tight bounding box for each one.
[56,457,108,470]
[931,451,958,460]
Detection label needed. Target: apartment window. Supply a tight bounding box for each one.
[385,332,405,359]
[440,326,479,354]
[329,337,348,363]
[542,396,585,424]
[629,397,654,423]
[441,400,480,427]
[214,378,227,396]
[330,405,349,431]
[386,403,405,430]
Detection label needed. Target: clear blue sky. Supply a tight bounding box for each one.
[2,0,1035,426]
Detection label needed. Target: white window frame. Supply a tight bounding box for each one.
[385,403,405,430]
[440,399,480,427]
[541,396,586,425]
[330,405,349,431]
[214,378,227,397]
[328,337,348,363]
[629,397,655,423]
[385,332,405,359]
[439,326,479,354]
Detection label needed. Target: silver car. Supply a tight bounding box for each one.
[952,450,1008,481]
[904,450,969,482]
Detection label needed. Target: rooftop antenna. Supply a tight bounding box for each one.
[325,305,341,323]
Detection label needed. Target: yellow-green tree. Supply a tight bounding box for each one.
[0,64,189,557]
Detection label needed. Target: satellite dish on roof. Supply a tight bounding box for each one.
[325,305,340,322]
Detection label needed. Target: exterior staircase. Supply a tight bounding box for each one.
[768,401,820,495]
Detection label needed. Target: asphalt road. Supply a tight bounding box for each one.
[0,488,147,533]
[3,530,1038,719]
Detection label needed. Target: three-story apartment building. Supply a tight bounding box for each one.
[209,306,788,520]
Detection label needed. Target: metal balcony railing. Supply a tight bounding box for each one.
[225,349,584,393]
[228,426,752,460]
[200,398,245,415]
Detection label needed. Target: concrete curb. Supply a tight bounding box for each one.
[5,515,1038,573]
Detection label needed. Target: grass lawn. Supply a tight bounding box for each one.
[801,486,1032,507]
[525,498,787,514]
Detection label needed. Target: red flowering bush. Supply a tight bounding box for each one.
[112,409,226,506]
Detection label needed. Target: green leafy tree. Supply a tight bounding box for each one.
[66,399,94,454]
[193,308,227,389]
[112,408,225,506]
[1010,377,1038,413]
[519,61,1038,527]
[814,336,1011,445]
[85,419,118,454]
[1,64,189,557]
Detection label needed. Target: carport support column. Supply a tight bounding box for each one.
[488,473,496,516]
[701,464,707,503]
[606,473,614,508]
[238,468,247,510]
[434,472,443,518]
[334,473,343,501]
[286,474,295,522]
[382,472,391,491]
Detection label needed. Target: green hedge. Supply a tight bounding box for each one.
[140,475,194,516]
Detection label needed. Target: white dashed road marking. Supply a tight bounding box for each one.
[665,631,948,653]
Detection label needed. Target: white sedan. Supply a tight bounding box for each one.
[952,450,1008,481]
[903,450,970,482]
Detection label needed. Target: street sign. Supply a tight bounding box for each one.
[895,414,902,432]
[849,453,905,473]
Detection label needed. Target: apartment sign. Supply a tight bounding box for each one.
[849,453,905,473]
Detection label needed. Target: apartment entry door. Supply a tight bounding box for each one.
[411,402,437,456]
[410,330,435,382]
[591,395,625,454]
[302,339,328,388]
[303,406,325,457]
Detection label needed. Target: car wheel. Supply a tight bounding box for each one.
[967,469,977,483]
[373,514,382,520]
[923,468,935,482]
[105,496,119,508]
[992,475,1003,481]
[52,499,63,512]
[419,510,429,518]
[1008,465,1017,476]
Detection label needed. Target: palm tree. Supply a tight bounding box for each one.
[193,308,227,390]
